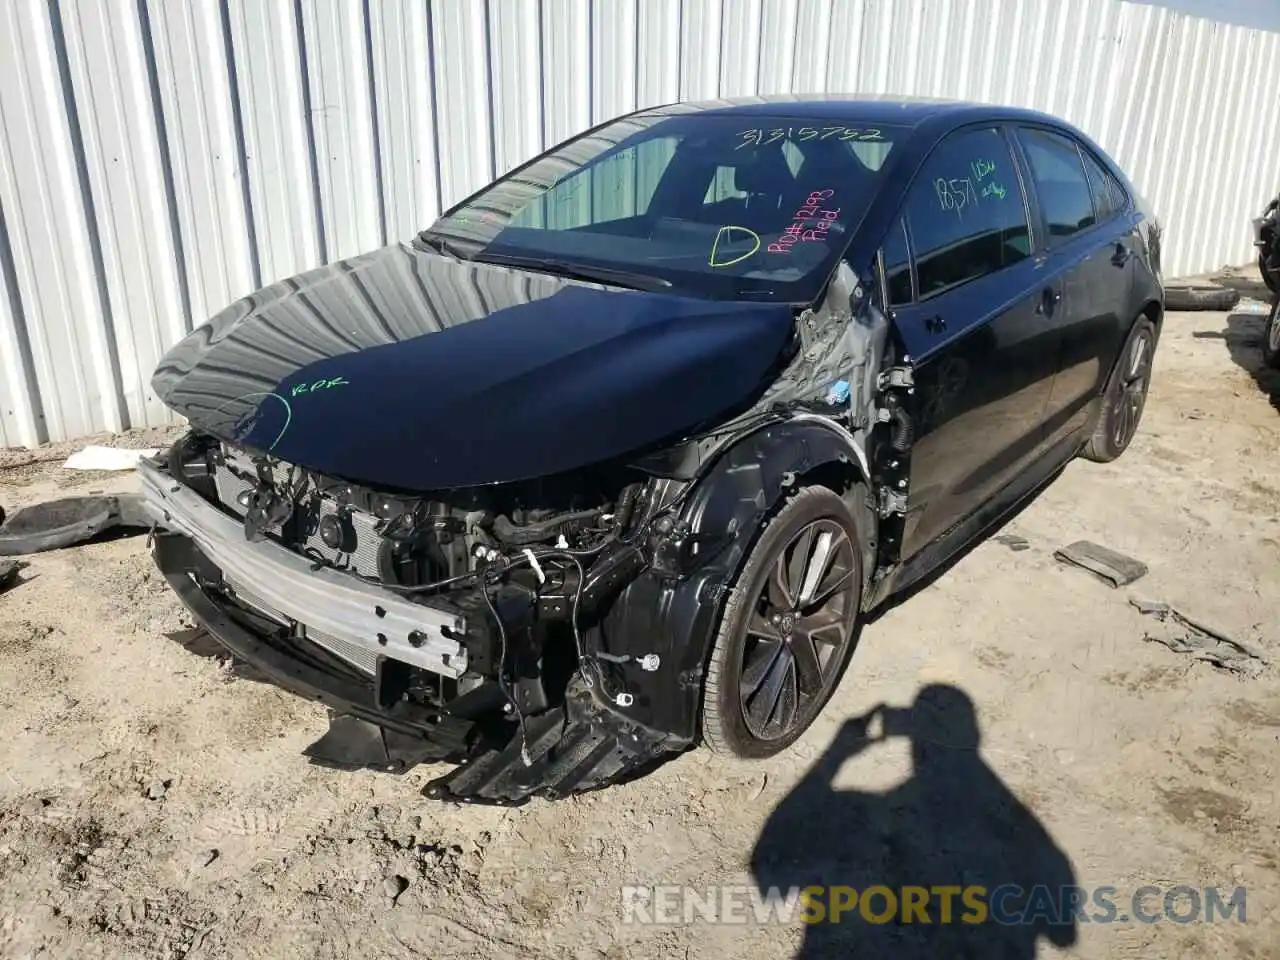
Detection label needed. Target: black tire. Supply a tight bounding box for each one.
[1163,285,1240,312]
[701,485,864,758]
[1263,297,1280,370]
[0,496,120,556]
[1259,255,1280,296]
[1082,317,1156,463]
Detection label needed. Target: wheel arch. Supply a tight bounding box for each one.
[676,416,873,582]
[1140,297,1164,335]
[1112,299,1162,387]
[591,416,875,745]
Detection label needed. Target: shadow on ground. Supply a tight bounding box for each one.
[165,627,271,684]
[751,684,1078,958]
[1192,306,1280,415]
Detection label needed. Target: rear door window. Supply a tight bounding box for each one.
[1016,128,1097,245]
[1106,173,1128,214]
[903,127,1031,299]
[1080,149,1127,223]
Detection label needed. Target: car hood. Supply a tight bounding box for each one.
[152,242,796,490]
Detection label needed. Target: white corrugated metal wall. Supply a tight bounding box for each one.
[1,0,1278,448]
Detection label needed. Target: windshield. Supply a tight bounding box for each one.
[422,112,905,302]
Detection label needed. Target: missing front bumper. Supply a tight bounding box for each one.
[138,457,468,678]
[152,531,478,756]
[149,507,679,804]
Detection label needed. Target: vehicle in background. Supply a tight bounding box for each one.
[1250,191,1280,369]
[1265,298,1280,369]
[1255,192,1280,297]
[140,96,1164,805]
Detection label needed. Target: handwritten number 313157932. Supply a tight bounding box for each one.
[736,126,884,148]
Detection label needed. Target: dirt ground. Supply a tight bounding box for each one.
[1,291,1279,959]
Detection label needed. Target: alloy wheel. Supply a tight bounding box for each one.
[738,518,858,741]
[1112,328,1152,450]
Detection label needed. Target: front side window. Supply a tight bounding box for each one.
[903,127,1031,299]
[1017,128,1096,245]
[425,113,906,302]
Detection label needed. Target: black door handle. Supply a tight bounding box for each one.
[925,314,947,334]
[1036,287,1061,315]
[1111,243,1131,266]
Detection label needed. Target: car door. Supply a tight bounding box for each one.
[885,126,1062,561]
[1013,127,1135,444]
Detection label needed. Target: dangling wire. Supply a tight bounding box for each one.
[480,567,533,767]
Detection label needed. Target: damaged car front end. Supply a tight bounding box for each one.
[141,100,918,804]
[141,263,892,806]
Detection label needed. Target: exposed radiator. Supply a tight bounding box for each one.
[222,576,375,675]
[212,454,384,580]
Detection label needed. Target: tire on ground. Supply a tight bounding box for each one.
[1163,285,1241,312]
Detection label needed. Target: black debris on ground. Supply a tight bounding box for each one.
[0,496,120,556]
[993,533,1031,552]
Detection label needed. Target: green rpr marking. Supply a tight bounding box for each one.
[290,377,349,397]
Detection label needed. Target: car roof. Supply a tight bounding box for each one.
[642,94,1073,135]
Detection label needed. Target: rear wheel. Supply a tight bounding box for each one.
[1263,297,1280,369]
[700,485,863,758]
[1082,317,1156,463]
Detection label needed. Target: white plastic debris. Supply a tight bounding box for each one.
[1237,299,1272,315]
[62,445,158,471]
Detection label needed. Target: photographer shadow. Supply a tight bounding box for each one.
[751,684,1078,958]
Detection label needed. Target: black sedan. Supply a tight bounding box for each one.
[141,96,1163,804]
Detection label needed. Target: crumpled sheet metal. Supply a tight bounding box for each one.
[1130,598,1269,677]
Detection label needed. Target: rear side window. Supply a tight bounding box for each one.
[1017,128,1096,245]
[903,127,1030,299]
[1080,150,1127,223]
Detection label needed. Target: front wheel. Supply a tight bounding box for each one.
[1263,297,1280,370]
[700,485,864,758]
[1082,317,1156,463]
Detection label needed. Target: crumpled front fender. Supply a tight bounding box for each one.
[592,417,872,743]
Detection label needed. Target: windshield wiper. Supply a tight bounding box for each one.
[473,253,672,292]
[417,230,467,259]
